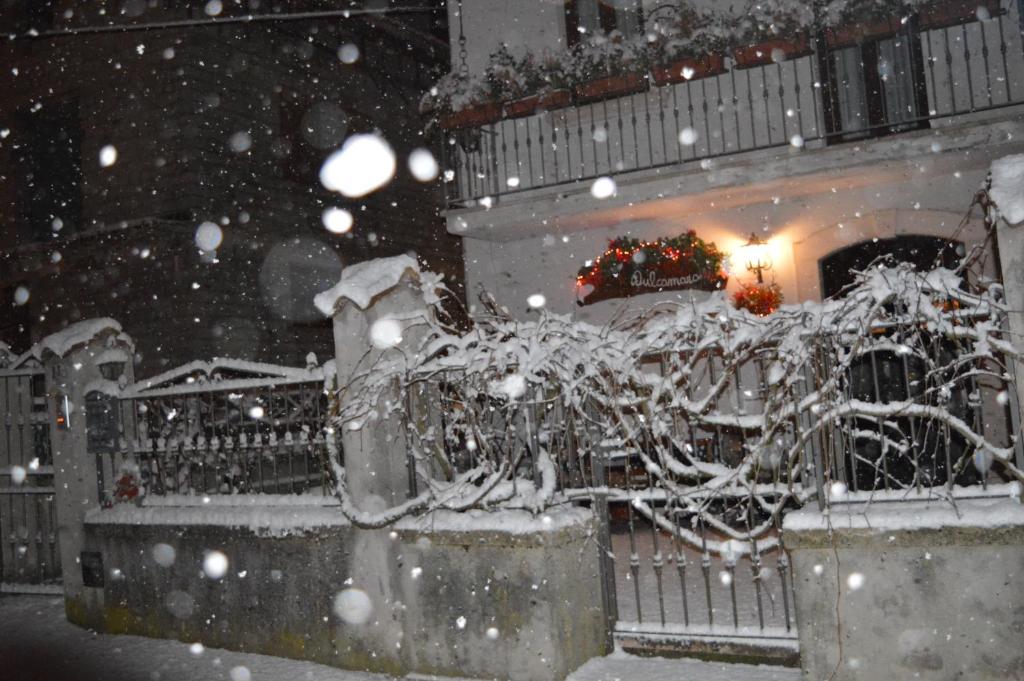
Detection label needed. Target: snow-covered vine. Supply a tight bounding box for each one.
[327,253,1021,553]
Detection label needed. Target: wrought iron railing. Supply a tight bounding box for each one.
[105,361,338,499]
[441,3,1024,207]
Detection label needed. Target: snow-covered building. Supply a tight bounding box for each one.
[435,0,1023,324]
[0,0,461,375]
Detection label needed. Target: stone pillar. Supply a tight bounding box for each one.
[996,219,1024,450]
[40,319,133,615]
[317,254,433,510]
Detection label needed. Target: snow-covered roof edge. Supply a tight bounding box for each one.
[314,254,421,316]
[33,318,128,360]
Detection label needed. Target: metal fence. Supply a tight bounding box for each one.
[397,310,1021,649]
[0,362,61,587]
[104,361,337,500]
[441,2,1024,206]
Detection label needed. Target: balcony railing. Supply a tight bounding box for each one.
[440,2,1024,207]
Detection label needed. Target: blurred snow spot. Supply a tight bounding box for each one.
[456,615,467,629]
[202,550,228,579]
[99,145,118,167]
[152,543,176,567]
[527,293,546,309]
[719,570,733,586]
[813,564,824,576]
[9,465,26,485]
[829,481,848,500]
[486,627,499,640]
[194,222,223,252]
[493,373,526,400]
[229,667,251,681]
[13,286,29,306]
[369,319,403,349]
[591,176,616,199]
[408,148,439,182]
[847,572,865,590]
[248,406,265,419]
[322,207,354,234]
[338,43,360,64]
[229,131,252,153]
[189,643,204,656]
[320,133,395,197]
[592,126,608,143]
[165,590,195,619]
[204,0,222,16]
[790,134,804,148]
[410,567,423,580]
[678,127,697,146]
[681,65,695,80]
[334,588,373,625]
[506,176,520,188]
[301,102,349,150]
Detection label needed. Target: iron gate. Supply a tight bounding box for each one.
[0,362,62,591]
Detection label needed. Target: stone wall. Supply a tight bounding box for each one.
[783,496,1024,681]
[74,503,607,681]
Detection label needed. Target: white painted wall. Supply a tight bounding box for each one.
[446,0,567,74]
[459,164,993,325]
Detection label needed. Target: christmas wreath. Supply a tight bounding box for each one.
[576,231,728,305]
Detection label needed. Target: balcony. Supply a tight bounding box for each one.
[439,2,1024,208]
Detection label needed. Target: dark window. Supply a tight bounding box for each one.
[818,23,929,143]
[819,235,961,299]
[14,100,83,242]
[564,0,641,47]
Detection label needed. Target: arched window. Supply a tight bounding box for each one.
[819,235,961,299]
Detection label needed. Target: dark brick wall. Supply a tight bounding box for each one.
[0,1,462,377]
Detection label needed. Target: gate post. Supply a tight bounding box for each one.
[315,254,434,509]
[38,319,133,613]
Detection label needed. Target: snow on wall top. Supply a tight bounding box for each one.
[314,254,420,316]
[34,318,126,359]
[989,154,1024,225]
[783,493,1024,533]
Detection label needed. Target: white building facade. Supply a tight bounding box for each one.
[438,0,1024,324]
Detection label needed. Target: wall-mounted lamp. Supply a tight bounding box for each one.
[739,233,772,283]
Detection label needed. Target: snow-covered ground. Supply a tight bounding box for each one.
[0,595,798,681]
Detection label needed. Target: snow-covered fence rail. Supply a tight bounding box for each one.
[102,358,338,500]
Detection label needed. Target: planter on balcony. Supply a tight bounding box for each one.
[733,36,811,68]
[573,72,646,104]
[439,102,502,130]
[919,0,1002,29]
[651,53,726,86]
[825,18,903,47]
[504,88,572,119]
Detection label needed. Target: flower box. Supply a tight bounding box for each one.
[503,88,572,119]
[919,0,1002,29]
[732,36,811,69]
[651,53,726,86]
[538,88,572,111]
[439,102,502,130]
[573,72,647,104]
[825,18,902,47]
[504,94,540,119]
